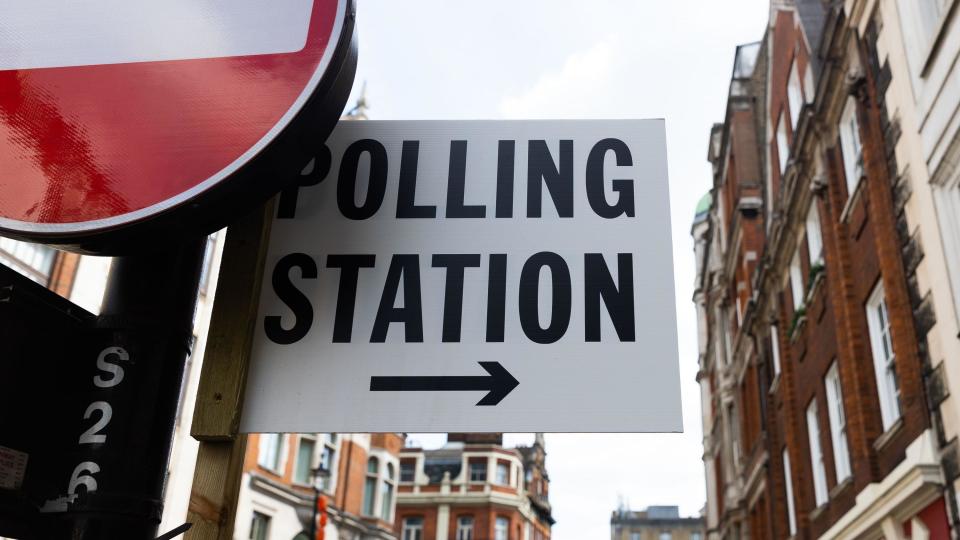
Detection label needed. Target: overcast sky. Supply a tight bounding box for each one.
[346,2,770,537]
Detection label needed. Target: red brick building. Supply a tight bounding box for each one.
[394,434,553,540]
[236,433,405,540]
[693,1,955,538]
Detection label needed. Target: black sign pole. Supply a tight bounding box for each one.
[58,237,206,539]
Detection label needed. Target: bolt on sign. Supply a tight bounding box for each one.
[0,0,356,253]
[242,120,682,433]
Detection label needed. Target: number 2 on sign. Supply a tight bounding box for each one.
[67,346,129,496]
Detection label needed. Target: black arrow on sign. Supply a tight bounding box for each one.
[369,361,519,406]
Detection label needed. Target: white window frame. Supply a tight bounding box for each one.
[363,457,379,517]
[803,62,815,104]
[933,170,960,328]
[456,516,474,540]
[402,517,424,540]
[807,400,829,506]
[806,202,823,264]
[293,434,316,486]
[257,433,286,474]
[770,324,782,379]
[249,510,270,540]
[839,97,863,197]
[866,282,903,430]
[825,362,852,482]
[495,462,510,485]
[895,0,950,80]
[776,111,790,175]
[318,434,338,493]
[790,248,805,311]
[787,60,804,129]
[495,517,509,540]
[783,447,797,536]
[380,462,395,521]
[468,460,487,483]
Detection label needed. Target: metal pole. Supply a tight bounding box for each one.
[310,486,319,540]
[61,236,207,539]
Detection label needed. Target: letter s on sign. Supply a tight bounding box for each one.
[93,346,129,388]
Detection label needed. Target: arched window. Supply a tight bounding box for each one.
[380,463,395,521]
[363,457,379,516]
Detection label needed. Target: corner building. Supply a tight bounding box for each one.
[694,0,958,538]
[394,434,553,540]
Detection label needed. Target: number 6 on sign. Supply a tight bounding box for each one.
[68,462,100,496]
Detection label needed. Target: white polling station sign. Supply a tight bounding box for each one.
[240,120,681,433]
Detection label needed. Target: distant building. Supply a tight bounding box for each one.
[395,433,554,540]
[610,506,704,540]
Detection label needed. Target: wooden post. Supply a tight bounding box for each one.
[185,200,274,540]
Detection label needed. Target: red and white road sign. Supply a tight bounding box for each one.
[0,0,356,251]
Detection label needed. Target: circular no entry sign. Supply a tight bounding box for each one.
[0,0,356,253]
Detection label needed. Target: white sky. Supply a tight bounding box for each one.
[346,1,770,538]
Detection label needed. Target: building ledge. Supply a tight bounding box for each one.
[819,429,944,539]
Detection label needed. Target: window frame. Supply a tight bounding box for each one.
[866,282,903,431]
[495,462,510,486]
[789,247,805,311]
[257,433,286,474]
[363,457,379,517]
[402,517,424,540]
[468,460,487,483]
[380,462,395,521]
[770,324,782,379]
[787,59,804,129]
[293,434,316,486]
[400,459,416,483]
[249,511,270,540]
[776,111,790,175]
[838,97,864,198]
[824,362,852,483]
[806,400,829,506]
[456,516,475,540]
[494,516,509,540]
[783,447,797,536]
[806,202,823,264]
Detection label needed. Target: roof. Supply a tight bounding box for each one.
[693,191,712,224]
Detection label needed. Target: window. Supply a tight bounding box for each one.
[0,238,57,284]
[806,400,828,506]
[631,534,641,540]
[787,60,803,129]
[381,463,395,521]
[789,248,805,311]
[400,460,415,483]
[402,517,424,540]
[457,516,474,540]
[198,233,217,295]
[257,433,284,473]
[866,282,902,430]
[318,435,337,492]
[495,517,509,540]
[803,61,815,103]
[691,533,703,540]
[496,462,510,485]
[806,203,823,264]
[825,362,852,482]
[250,511,270,540]
[839,97,863,197]
[782,448,797,536]
[770,325,782,378]
[363,457,378,516]
[294,435,316,484]
[525,469,533,489]
[897,0,949,77]
[776,112,790,174]
[659,532,672,540]
[469,460,487,482]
